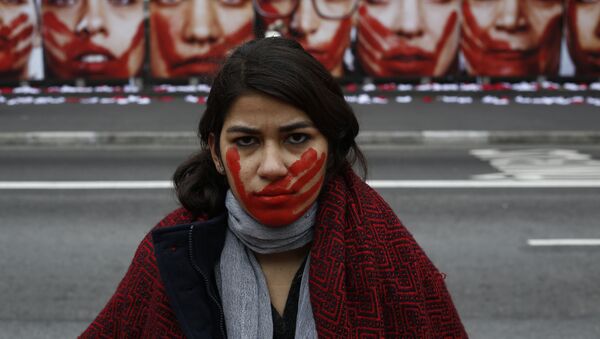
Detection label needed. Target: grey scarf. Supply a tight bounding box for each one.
[218,190,318,339]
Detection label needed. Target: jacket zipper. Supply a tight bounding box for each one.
[188,225,226,339]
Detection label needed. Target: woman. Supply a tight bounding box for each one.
[80,38,467,338]
[356,0,461,77]
[41,0,145,79]
[150,0,255,78]
[566,0,600,76]
[0,0,40,81]
[461,0,563,77]
[253,0,357,77]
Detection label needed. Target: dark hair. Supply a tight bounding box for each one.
[174,38,366,218]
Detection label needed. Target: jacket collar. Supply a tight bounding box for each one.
[152,214,228,339]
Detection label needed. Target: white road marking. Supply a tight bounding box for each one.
[0,181,173,189]
[368,180,600,188]
[1,180,600,190]
[471,149,600,180]
[528,239,600,246]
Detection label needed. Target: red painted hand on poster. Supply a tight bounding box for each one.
[254,0,357,77]
[150,0,255,78]
[41,0,145,79]
[461,0,563,77]
[0,0,37,81]
[567,0,600,76]
[356,0,461,77]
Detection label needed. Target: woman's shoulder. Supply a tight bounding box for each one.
[153,207,204,230]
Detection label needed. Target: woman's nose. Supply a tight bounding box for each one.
[76,0,108,36]
[257,144,288,180]
[392,0,424,39]
[494,0,529,33]
[289,0,319,37]
[183,0,223,44]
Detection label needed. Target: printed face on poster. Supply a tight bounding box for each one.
[149,0,255,79]
[356,0,461,78]
[254,0,357,77]
[41,0,145,80]
[0,0,42,81]
[461,0,563,77]
[566,0,600,77]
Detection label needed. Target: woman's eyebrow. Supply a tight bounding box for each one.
[279,121,314,133]
[225,126,260,134]
[225,121,314,134]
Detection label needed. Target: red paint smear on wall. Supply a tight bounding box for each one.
[42,12,144,79]
[226,147,326,227]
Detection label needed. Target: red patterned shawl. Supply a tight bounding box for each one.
[81,167,467,338]
[310,167,467,337]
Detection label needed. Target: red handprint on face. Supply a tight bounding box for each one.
[226,147,326,227]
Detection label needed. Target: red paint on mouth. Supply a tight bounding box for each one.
[259,7,352,75]
[226,147,326,227]
[0,13,34,79]
[461,2,562,76]
[566,1,600,76]
[42,12,145,79]
[357,5,458,77]
[152,12,254,78]
[292,17,352,74]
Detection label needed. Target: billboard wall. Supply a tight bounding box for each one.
[2,0,599,83]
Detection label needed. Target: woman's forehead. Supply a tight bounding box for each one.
[223,93,312,128]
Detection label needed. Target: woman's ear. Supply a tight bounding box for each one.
[208,133,225,175]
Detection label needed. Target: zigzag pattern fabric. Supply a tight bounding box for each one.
[310,167,467,337]
[80,167,467,338]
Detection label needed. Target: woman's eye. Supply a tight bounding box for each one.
[234,136,258,147]
[153,0,182,5]
[44,0,78,6]
[286,133,309,145]
[109,0,138,5]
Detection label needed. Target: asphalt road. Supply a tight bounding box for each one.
[1,145,599,338]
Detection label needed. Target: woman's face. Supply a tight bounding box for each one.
[567,0,600,76]
[41,0,145,79]
[150,0,254,78]
[462,0,563,76]
[0,0,38,80]
[210,92,329,228]
[357,0,461,77]
[258,0,354,77]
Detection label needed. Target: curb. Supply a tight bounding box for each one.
[0,131,599,147]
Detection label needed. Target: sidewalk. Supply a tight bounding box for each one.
[1,92,599,146]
